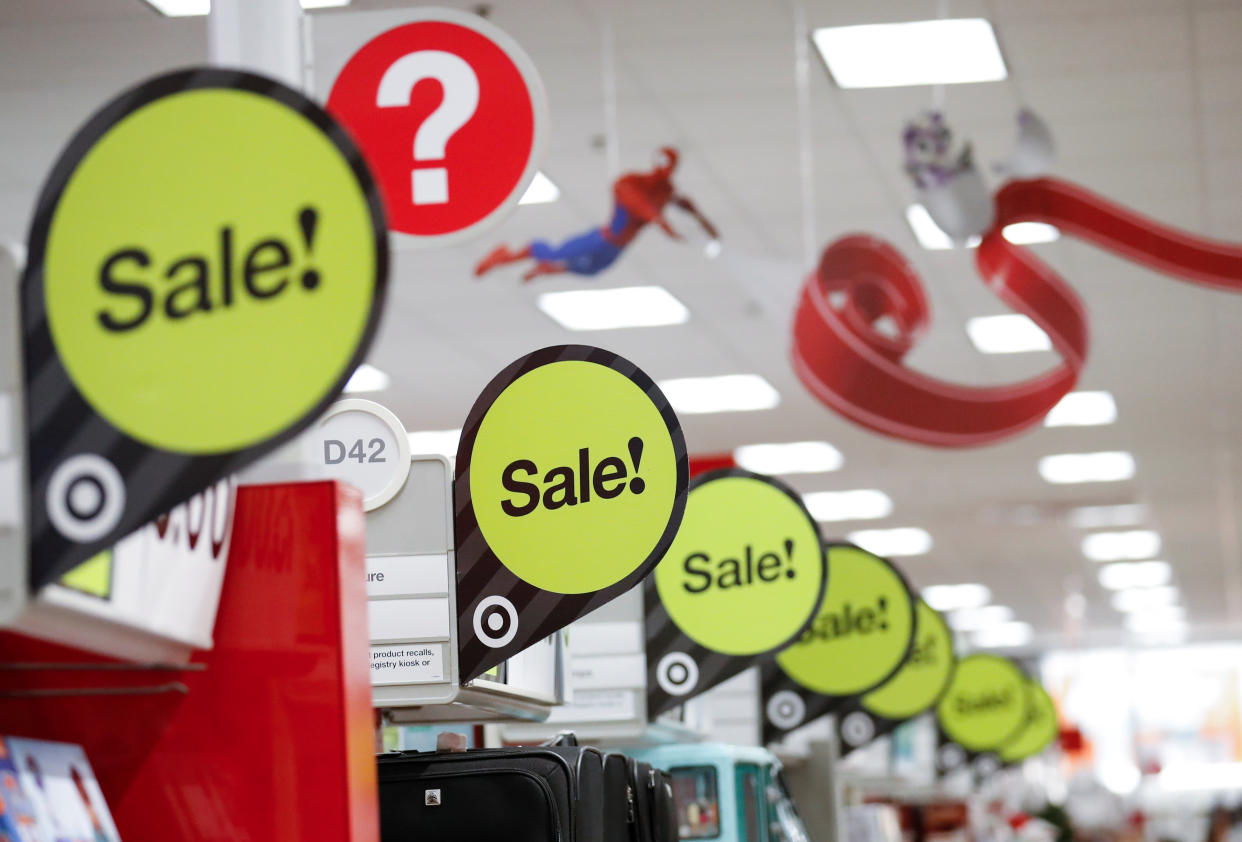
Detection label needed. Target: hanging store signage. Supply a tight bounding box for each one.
[761,543,916,741]
[836,599,957,756]
[21,67,388,589]
[454,345,687,681]
[327,8,549,245]
[644,468,827,717]
[936,654,1030,754]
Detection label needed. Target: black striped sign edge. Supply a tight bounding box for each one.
[643,467,830,718]
[21,65,389,589]
[452,344,689,682]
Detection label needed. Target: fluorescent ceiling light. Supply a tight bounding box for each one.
[1135,626,1190,646]
[1159,762,1242,793]
[658,374,780,415]
[704,240,723,259]
[1111,586,1179,613]
[519,171,560,205]
[344,363,389,393]
[1098,561,1172,591]
[846,527,932,557]
[803,489,892,522]
[1039,451,1136,484]
[923,583,992,612]
[142,0,349,13]
[537,286,689,331]
[948,604,1014,632]
[734,442,843,475]
[407,429,461,459]
[812,19,1007,89]
[1003,221,1060,245]
[1125,606,1186,633]
[973,621,1033,649]
[1045,391,1117,427]
[905,204,980,251]
[1069,503,1148,529]
[1082,529,1161,562]
[967,314,1052,354]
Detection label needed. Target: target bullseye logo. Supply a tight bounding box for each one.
[938,744,966,771]
[841,711,876,747]
[656,652,699,696]
[472,594,518,648]
[46,454,126,542]
[766,690,806,731]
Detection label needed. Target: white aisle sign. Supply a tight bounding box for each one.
[317,398,411,511]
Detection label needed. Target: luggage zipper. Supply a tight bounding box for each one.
[626,784,637,824]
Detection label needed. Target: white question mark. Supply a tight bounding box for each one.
[377,51,480,206]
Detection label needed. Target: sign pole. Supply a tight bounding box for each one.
[208,0,304,89]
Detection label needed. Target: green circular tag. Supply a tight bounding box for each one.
[653,470,827,656]
[862,600,956,720]
[467,348,685,594]
[776,544,916,697]
[39,75,385,454]
[937,654,1030,752]
[999,680,1059,763]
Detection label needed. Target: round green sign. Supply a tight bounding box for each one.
[937,654,1030,752]
[775,543,916,697]
[467,348,685,594]
[862,599,956,720]
[654,470,827,656]
[39,74,385,454]
[999,680,1059,763]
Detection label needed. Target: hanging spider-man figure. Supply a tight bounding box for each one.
[475,146,718,282]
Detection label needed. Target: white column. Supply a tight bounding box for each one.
[207,0,305,90]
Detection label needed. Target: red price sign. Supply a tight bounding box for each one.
[328,10,548,245]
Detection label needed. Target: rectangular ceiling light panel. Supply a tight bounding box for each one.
[344,363,390,394]
[812,19,1008,89]
[1098,561,1172,590]
[1082,529,1161,562]
[519,172,560,205]
[1045,391,1118,427]
[948,604,1014,631]
[1039,451,1136,484]
[537,286,689,331]
[144,0,350,12]
[973,621,1034,648]
[734,442,843,475]
[407,429,462,459]
[967,314,1052,354]
[658,374,780,415]
[922,583,992,612]
[846,527,932,557]
[1069,504,1148,529]
[802,489,893,522]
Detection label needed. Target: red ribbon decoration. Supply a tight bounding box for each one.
[792,177,1242,447]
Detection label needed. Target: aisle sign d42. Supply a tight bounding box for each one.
[327,8,549,245]
[455,345,687,681]
[645,469,827,717]
[21,68,388,590]
[761,543,917,741]
[316,399,412,512]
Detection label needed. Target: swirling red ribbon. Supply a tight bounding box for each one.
[791,177,1242,447]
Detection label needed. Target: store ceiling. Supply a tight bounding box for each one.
[2,0,1241,651]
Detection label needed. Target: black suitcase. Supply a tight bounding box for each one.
[378,734,616,842]
[614,754,676,842]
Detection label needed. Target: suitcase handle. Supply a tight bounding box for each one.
[540,731,580,747]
